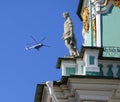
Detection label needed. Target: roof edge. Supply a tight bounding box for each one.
[56,57,76,69]
[77,0,83,21]
[34,75,120,102]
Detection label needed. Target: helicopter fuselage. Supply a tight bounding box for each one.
[25,36,49,51]
[34,43,43,50]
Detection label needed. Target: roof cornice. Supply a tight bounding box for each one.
[77,0,84,21]
[34,75,120,102]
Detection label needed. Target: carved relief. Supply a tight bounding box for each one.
[106,0,120,8]
[92,19,96,42]
[82,7,89,32]
[113,0,120,8]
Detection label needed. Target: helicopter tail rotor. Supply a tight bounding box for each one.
[43,44,50,47]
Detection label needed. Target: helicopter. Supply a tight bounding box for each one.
[25,36,49,51]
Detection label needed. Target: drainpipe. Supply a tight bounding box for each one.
[46,81,58,102]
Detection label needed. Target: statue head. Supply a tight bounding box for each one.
[63,12,69,19]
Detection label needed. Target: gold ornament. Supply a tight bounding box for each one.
[106,0,120,8]
[82,6,89,32]
[113,0,120,8]
[92,19,96,42]
[82,7,96,42]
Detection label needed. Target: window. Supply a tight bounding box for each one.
[66,67,75,76]
[89,56,95,65]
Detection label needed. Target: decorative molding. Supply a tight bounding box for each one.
[97,62,120,78]
[105,0,111,6]
[106,0,120,8]
[103,47,120,57]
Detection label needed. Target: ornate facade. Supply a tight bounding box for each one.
[34,0,120,102]
[106,0,120,8]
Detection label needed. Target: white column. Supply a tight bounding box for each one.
[95,1,101,47]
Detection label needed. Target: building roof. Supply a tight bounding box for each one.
[34,75,120,102]
[56,46,120,69]
[56,57,76,69]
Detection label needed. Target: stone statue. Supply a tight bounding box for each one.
[62,12,79,57]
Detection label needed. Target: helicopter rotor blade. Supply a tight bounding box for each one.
[30,36,38,43]
[39,37,46,43]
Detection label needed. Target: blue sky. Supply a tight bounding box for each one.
[0,0,83,102]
